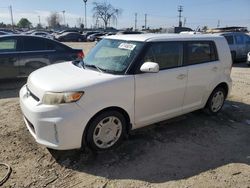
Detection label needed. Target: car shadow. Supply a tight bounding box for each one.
[49,100,250,183]
[0,78,26,99]
[232,62,248,68]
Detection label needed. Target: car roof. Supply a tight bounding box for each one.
[0,34,72,49]
[216,32,248,36]
[61,32,80,35]
[0,34,49,39]
[105,33,224,42]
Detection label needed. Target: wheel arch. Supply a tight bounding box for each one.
[81,106,132,147]
[206,82,229,107]
[214,82,229,98]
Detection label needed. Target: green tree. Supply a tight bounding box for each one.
[17,18,32,28]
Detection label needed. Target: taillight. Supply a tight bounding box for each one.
[77,51,84,59]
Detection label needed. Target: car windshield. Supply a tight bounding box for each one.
[83,39,144,74]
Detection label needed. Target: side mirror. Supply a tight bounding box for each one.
[140,62,159,73]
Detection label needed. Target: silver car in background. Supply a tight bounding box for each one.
[220,32,250,61]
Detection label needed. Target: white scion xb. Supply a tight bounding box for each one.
[20,34,232,151]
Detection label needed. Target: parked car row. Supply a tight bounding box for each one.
[55,31,117,42]
[0,28,146,42]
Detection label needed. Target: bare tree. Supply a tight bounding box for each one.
[92,2,121,29]
[47,12,62,29]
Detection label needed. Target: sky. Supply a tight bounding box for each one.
[0,0,249,30]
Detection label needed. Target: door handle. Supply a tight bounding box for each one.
[212,67,218,71]
[177,74,186,80]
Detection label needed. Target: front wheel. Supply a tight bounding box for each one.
[86,111,126,151]
[205,87,226,115]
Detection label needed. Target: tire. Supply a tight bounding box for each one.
[204,87,226,115]
[231,51,236,63]
[86,110,127,151]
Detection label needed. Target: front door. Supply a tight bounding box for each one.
[0,37,19,79]
[135,42,187,128]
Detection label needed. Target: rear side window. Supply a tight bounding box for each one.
[235,35,244,44]
[23,37,46,51]
[186,41,218,65]
[224,35,234,45]
[143,42,183,70]
[0,39,17,52]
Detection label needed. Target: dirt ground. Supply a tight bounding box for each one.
[0,42,250,188]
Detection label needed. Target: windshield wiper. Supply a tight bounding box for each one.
[84,63,104,73]
[78,60,85,69]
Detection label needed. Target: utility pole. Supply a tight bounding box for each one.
[178,5,183,27]
[217,20,220,28]
[83,0,88,29]
[62,10,66,26]
[135,13,137,31]
[9,5,14,29]
[38,15,41,25]
[145,14,147,30]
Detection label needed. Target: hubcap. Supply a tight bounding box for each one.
[93,116,122,149]
[211,91,224,112]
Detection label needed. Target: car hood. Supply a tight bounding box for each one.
[27,62,117,100]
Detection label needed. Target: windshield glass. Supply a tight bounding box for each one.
[84,39,144,74]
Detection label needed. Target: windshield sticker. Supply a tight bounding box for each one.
[118,43,136,50]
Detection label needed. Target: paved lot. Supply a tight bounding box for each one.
[0,42,249,188]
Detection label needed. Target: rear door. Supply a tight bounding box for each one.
[182,41,220,113]
[135,42,187,127]
[18,37,51,76]
[45,40,73,63]
[234,34,245,59]
[0,37,19,79]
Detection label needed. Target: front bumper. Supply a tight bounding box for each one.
[19,85,90,150]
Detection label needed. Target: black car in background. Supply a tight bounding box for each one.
[0,35,84,79]
[56,32,86,42]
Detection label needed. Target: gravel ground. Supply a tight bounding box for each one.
[0,42,249,188]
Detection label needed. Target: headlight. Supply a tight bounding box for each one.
[42,91,84,105]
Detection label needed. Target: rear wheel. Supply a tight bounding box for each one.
[231,51,236,63]
[205,87,226,115]
[86,111,126,151]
